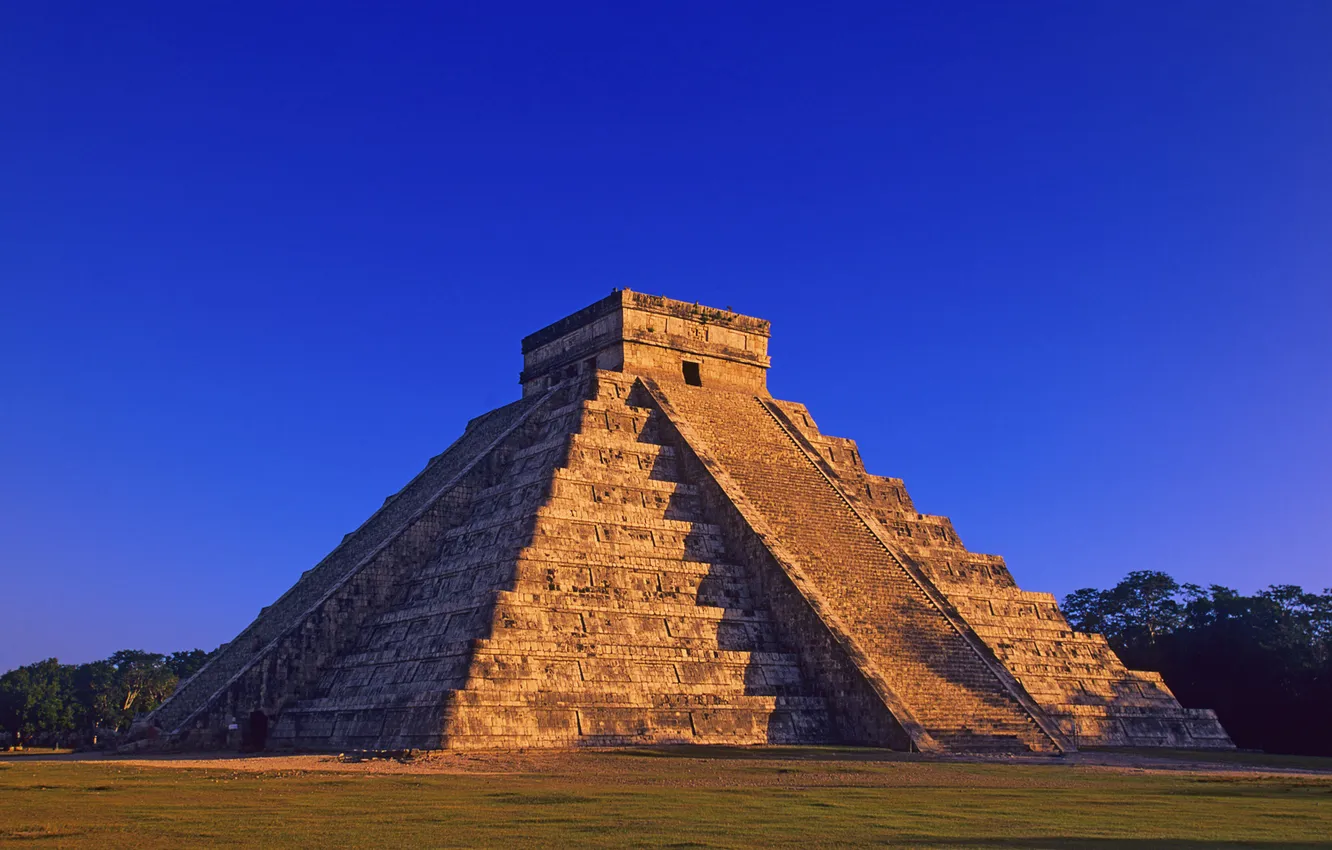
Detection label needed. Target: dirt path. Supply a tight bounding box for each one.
[9,746,1330,788]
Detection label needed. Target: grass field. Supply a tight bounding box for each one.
[2,747,1330,848]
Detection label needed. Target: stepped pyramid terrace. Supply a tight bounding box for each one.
[140,291,1233,754]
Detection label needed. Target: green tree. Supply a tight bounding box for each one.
[2,646,217,746]
[105,651,179,729]
[1062,587,1113,635]
[167,649,210,681]
[0,659,77,747]
[1110,570,1182,645]
[1063,575,1332,756]
[71,660,118,734]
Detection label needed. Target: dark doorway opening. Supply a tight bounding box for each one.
[243,710,269,752]
[584,357,597,373]
[682,361,702,386]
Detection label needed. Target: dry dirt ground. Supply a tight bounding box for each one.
[22,744,1332,785]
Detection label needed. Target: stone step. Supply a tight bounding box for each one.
[533,504,716,535]
[369,596,494,626]
[323,640,805,676]
[434,726,834,748]
[1048,703,1229,723]
[440,706,834,748]
[986,638,1124,657]
[526,531,726,562]
[562,402,664,443]
[417,546,529,575]
[589,372,640,403]
[474,631,788,653]
[513,549,743,575]
[401,557,748,599]
[970,624,1084,640]
[289,690,829,714]
[473,466,551,496]
[488,611,783,649]
[469,640,801,666]
[464,664,807,694]
[946,587,1062,605]
[507,578,755,608]
[531,511,719,539]
[486,611,770,644]
[567,427,673,453]
[1023,674,1172,693]
[551,465,698,495]
[432,512,728,563]
[512,558,750,586]
[327,640,475,669]
[506,435,573,463]
[565,434,679,478]
[449,691,829,711]
[1003,662,1138,679]
[323,673,810,702]
[490,595,777,625]
[493,589,769,620]
[544,489,701,523]
[437,509,534,542]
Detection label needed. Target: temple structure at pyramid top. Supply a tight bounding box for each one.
[520,290,772,396]
[138,291,1232,754]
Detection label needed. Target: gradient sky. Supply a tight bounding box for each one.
[2,2,1329,673]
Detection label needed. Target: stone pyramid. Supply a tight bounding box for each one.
[143,291,1232,753]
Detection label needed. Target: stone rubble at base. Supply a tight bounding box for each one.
[141,290,1233,754]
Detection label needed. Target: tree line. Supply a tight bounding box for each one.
[1064,571,1332,756]
[0,649,212,749]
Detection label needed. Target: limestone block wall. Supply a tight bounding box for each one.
[190,495,455,748]
[521,306,627,396]
[145,395,548,738]
[934,582,1231,747]
[618,339,766,394]
[264,389,589,750]
[521,290,770,396]
[617,293,769,394]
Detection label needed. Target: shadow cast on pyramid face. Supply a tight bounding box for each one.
[141,291,1231,755]
[258,370,835,751]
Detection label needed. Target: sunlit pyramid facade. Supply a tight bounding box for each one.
[144,291,1232,753]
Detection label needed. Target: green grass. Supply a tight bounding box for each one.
[1,752,1330,848]
[1087,747,1332,773]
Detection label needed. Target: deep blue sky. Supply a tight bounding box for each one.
[2,2,1329,673]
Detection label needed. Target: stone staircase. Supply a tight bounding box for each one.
[441,372,832,747]
[767,399,1232,750]
[652,382,1065,754]
[270,371,832,750]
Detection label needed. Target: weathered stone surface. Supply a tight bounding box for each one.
[144,290,1232,752]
